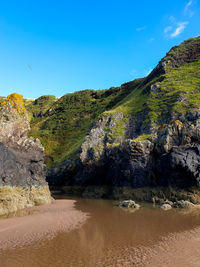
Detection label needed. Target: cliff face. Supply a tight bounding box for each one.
[75,116,200,188]
[0,94,52,216]
[46,36,200,202]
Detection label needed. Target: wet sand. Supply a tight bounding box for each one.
[133,226,200,267]
[0,200,88,251]
[0,198,200,266]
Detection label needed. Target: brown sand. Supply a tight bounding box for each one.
[132,227,200,267]
[0,201,200,266]
[0,200,88,251]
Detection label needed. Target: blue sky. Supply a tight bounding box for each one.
[0,0,199,98]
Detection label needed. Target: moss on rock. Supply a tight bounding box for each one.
[0,186,52,216]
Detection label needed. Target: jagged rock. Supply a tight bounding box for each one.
[156,144,200,187]
[162,199,174,206]
[156,120,184,153]
[80,112,124,165]
[0,94,52,216]
[173,200,195,209]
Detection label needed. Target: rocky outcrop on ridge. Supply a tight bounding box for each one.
[0,93,52,216]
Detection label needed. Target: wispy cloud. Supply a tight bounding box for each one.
[184,0,194,17]
[170,22,188,38]
[163,0,194,40]
[136,26,147,32]
[185,0,193,11]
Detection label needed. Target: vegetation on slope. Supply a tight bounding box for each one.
[6,36,199,168]
[25,79,142,166]
[106,36,200,127]
[0,93,26,115]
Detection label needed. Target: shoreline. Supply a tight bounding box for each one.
[0,199,88,251]
[0,199,200,266]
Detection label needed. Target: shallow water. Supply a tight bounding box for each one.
[0,196,200,267]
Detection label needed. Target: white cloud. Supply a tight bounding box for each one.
[184,0,194,17]
[136,26,147,32]
[185,0,193,11]
[170,22,188,38]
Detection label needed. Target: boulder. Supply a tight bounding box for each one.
[118,200,140,209]
[173,200,195,209]
[160,203,172,211]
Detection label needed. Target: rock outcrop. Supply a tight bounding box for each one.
[47,112,200,203]
[76,115,200,189]
[46,36,200,203]
[0,93,52,216]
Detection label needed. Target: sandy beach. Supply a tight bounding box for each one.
[0,200,88,251]
[132,226,200,267]
[0,200,200,266]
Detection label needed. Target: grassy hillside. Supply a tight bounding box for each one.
[106,36,200,126]
[23,36,200,168]
[25,79,143,166]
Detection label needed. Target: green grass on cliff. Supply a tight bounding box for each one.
[26,80,142,167]
[147,60,200,122]
[25,36,200,167]
[164,36,200,66]
[107,37,200,125]
[25,95,57,117]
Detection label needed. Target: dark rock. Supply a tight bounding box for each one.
[173,200,195,209]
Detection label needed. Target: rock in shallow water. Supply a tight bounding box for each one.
[118,200,140,209]
[173,200,195,209]
[160,200,196,210]
[160,203,172,211]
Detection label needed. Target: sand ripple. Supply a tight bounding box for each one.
[0,200,88,250]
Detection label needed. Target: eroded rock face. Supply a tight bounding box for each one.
[0,94,52,216]
[80,112,124,165]
[70,118,155,187]
[154,118,200,187]
[47,108,200,199]
[74,114,200,189]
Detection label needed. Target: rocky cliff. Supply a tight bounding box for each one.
[0,93,52,216]
[46,36,200,203]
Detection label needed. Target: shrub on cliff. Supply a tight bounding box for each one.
[0,93,26,115]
